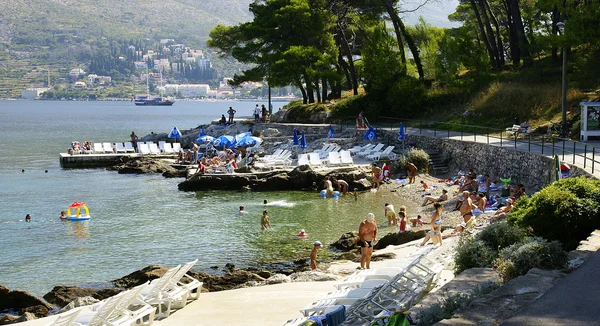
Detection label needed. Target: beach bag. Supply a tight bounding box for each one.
[370,312,411,326]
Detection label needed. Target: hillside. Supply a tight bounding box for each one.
[0,0,254,98]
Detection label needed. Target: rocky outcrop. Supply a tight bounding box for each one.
[43,286,121,308]
[112,265,170,288]
[178,165,371,192]
[0,312,36,325]
[374,230,428,250]
[331,232,360,251]
[107,157,182,177]
[0,285,53,318]
[188,270,266,292]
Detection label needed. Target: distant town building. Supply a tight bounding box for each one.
[73,81,87,89]
[164,84,210,98]
[134,61,148,70]
[87,74,112,86]
[160,39,176,44]
[69,68,86,79]
[198,59,212,71]
[154,58,170,72]
[21,88,49,99]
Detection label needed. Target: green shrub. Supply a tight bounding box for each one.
[454,237,497,274]
[508,177,600,250]
[395,149,430,173]
[330,93,369,120]
[475,222,525,252]
[494,237,567,282]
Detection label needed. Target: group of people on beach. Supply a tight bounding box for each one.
[254,104,271,123]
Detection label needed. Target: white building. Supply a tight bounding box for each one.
[21,88,49,99]
[134,61,148,70]
[69,68,86,78]
[164,84,211,98]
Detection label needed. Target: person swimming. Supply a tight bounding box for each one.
[25,214,31,222]
[296,229,309,237]
[263,199,268,206]
[238,206,247,215]
[60,211,67,219]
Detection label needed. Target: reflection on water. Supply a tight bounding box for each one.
[68,220,90,239]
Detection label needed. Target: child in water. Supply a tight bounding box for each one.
[25,214,31,222]
[311,241,322,270]
[261,210,272,230]
[238,206,246,215]
[263,199,268,206]
[353,188,358,201]
[60,211,67,219]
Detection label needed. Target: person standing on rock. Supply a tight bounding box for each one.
[310,241,322,271]
[254,104,261,122]
[130,131,139,150]
[359,213,378,269]
[407,161,418,184]
[227,106,236,124]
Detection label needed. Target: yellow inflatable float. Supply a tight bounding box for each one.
[66,201,91,221]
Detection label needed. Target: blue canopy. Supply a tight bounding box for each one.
[196,135,214,143]
[328,125,334,139]
[168,126,182,139]
[234,132,251,145]
[293,128,299,145]
[236,136,262,147]
[363,126,377,141]
[300,130,307,149]
[398,123,405,141]
[213,135,234,148]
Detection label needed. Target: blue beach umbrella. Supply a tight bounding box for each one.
[300,130,307,149]
[234,132,251,145]
[398,123,405,141]
[213,135,234,148]
[199,126,206,137]
[168,126,182,140]
[293,128,299,145]
[328,125,334,139]
[236,136,262,147]
[363,126,377,141]
[196,135,214,143]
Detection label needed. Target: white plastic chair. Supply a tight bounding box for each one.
[102,142,114,154]
[138,143,150,155]
[359,143,384,158]
[115,142,126,153]
[149,143,161,155]
[328,151,342,166]
[309,152,322,166]
[163,143,175,154]
[93,143,104,154]
[124,142,135,152]
[340,150,354,166]
[297,153,310,166]
[368,146,395,161]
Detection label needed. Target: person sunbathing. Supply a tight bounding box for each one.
[489,199,514,223]
[422,189,448,206]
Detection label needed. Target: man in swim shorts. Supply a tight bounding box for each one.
[359,213,378,269]
[332,178,349,195]
[371,163,382,189]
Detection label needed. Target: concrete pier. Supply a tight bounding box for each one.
[59,153,140,168]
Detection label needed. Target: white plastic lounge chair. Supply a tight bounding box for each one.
[124,142,135,153]
[300,298,356,317]
[320,145,340,159]
[261,149,284,161]
[163,143,175,154]
[281,317,309,326]
[328,151,342,166]
[138,143,150,155]
[140,265,189,319]
[102,142,114,154]
[88,283,155,326]
[340,150,354,166]
[309,152,322,166]
[321,287,377,301]
[359,143,384,158]
[172,259,203,300]
[172,143,182,153]
[158,141,167,153]
[313,144,331,156]
[297,153,310,166]
[93,143,104,154]
[149,143,161,155]
[115,142,126,153]
[265,151,293,166]
[348,144,369,154]
[45,308,81,326]
[352,143,374,156]
[74,292,134,326]
[367,146,395,161]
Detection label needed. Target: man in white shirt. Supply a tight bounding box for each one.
[254,104,261,122]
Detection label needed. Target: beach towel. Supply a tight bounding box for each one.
[472,208,484,216]
[307,316,323,326]
[325,305,346,326]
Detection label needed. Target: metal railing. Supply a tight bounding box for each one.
[338,116,599,175]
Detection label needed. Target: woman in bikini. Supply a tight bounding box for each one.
[459,191,475,224]
[431,202,443,247]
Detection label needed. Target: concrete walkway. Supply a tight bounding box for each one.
[501,250,600,326]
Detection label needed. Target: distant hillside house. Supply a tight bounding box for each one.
[73,81,87,89]
[21,87,49,99]
[154,58,170,72]
[69,68,86,78]
[88,74,112,85]
[160,39,175,44]
[134,62,148,70]
[170,44,185,54]
[198,59,212,70]
[189,49,204,58]
[165,84,210,98]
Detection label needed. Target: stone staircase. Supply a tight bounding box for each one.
[426,150,449,175]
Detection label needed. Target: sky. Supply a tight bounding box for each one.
[401,0,461,28]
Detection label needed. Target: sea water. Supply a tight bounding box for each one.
[0,100,407,297]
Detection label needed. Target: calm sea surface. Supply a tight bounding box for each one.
[0,100,404,297]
